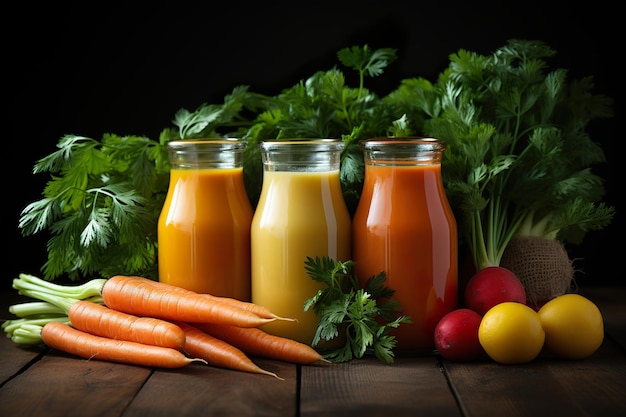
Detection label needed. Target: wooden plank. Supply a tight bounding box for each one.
[444,339,626,417]
[0,330,43,382]
[123,358,298,417]
[300,356,461,417]
[0,291,45,382]
[581,286,626,349]
[540,341,626,416]
[0,349,151,417]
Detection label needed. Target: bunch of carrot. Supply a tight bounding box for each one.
[3,274,329,378]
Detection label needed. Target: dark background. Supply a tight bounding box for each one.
[6,1,621,290]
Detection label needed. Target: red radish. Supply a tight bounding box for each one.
[464,266,526,315]
[434,308,484,361]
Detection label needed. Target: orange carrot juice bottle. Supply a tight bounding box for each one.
[251,140,352,345]
[158,139,253,300]
[352,138,458,353]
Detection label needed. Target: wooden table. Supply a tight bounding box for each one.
[1,286,625,417]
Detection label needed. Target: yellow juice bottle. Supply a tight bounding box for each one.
[251,140,352,345]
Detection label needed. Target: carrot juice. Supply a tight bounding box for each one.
[158,140,253,300]
[352,138,458,352]
[251,141,352,345]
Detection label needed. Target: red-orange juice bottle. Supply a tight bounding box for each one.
[251,140,352,345]
[157,139,253,300]
[352,137,458,353]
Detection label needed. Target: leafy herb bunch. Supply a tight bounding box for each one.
[18,45,407,282]
[390,40,615,270]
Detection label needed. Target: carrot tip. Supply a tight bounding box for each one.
[267,371,285,381]
[274,316,298,322]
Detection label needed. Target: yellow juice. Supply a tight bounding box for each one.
[251,170,351,344]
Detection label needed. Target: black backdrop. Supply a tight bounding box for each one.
[7,1,621,289]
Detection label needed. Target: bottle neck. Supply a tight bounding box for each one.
[259,140,343,172]
[167,139,247,169]
[360,137,445,167]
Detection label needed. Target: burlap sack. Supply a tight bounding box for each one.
[500,236,574,308]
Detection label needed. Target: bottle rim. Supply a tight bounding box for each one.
[258,139,343,172]
[258,139,344,153]
[360,137,446,166]
[166,138,247,151]
[360,137,445,152]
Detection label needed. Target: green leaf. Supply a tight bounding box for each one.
[303,256,411,363]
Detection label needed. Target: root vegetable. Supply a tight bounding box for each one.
[41,321,205,368]
[434,308,484,362]
[464,267,526,315]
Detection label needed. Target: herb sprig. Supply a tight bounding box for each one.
[303,256,411,364]
[19,134,170,280]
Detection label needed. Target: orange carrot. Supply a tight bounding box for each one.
[13,286,187,351]
[195,322,329,365]
[13,274,288,329]
[101,275,278,328]
[41,321,206,368]
[176,322,283,379]
[204,294,294,321]
[131,276,294,321]
[68,301,186,350]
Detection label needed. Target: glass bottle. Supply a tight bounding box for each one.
[157,139,253,300]
[352,137,458,353]
[251,139,352,345]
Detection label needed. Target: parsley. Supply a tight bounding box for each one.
[392,40,615,269]
[303,256,411,364]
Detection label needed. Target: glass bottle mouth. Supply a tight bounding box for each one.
[166,139,247,169]
[258,139,344,172]
[360,137,446,166]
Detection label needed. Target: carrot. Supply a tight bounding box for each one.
[176,322,283,380]
[206,296,297,321]
[12,286,186,351]
[41,321,206,368]
[13,274,280,328]
[101,275,280,328]
[194,322,329,365]
[68,301,186,350]
[130,276,294,321]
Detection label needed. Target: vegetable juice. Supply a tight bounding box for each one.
[158,140,253,300]
[352,138,458,352]
[251,142,351,345]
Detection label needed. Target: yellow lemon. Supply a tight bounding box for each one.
[537,293,604,360]
[478,302,545,364]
